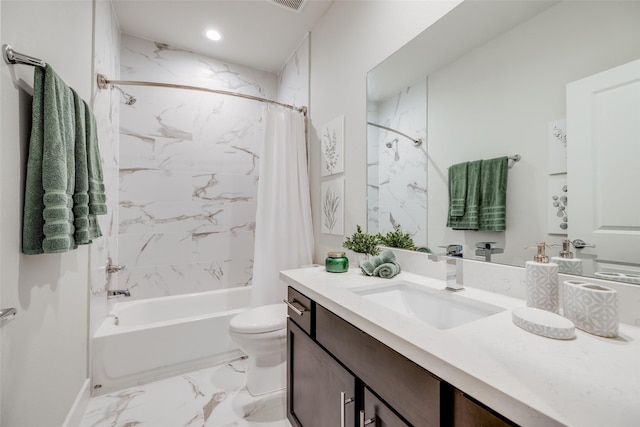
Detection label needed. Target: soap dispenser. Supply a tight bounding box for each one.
[525,242,560,313]
[551,240,583,275]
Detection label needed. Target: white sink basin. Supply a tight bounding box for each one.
[353,281,505,330]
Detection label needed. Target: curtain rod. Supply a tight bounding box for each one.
[2,45,307,115]
[367,122,423,147]
[97,74,307,115]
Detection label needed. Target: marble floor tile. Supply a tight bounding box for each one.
[80,357,291,427]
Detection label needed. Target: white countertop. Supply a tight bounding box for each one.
[281,267,640,427]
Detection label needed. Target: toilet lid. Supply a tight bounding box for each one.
[229,303,287,334]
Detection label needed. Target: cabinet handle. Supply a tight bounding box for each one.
[283,299,306,316]
[340,391,354,427]
[359,410,376,426]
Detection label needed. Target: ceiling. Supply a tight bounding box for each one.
[112,0,334,73]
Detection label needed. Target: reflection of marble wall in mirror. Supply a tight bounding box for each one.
[367,79,427,246]
[367,1,640,279]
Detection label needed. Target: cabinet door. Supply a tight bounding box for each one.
[316,304,440,427]
[360,387,410,427]
[452,389,517,427]
[287,319,356,427]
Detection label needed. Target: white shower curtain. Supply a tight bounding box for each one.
[251,105,314,306]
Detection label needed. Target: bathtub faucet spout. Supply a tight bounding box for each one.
[107,289,131,298]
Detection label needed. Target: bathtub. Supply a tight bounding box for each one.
[92,287,251,394]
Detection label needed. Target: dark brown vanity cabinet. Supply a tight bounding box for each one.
[286,287,517,427]
[362,387,410,427]
[287,319,356,427]
[451,389,515,427]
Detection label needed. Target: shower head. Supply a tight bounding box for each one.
[112,85,137,105]
[386,138,400,161]
[123,94,137,106]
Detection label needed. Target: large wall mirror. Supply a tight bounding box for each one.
[367,0,640,283]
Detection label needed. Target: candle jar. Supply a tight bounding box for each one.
[325,252,349,273]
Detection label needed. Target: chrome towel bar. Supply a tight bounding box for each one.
[0,307,17,321]
[2,44,45,67]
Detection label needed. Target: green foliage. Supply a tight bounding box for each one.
[377,224,415,250]
[342,225,381,256]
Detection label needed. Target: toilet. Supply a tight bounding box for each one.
[229,303,287,396]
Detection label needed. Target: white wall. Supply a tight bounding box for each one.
[427,1,640,268]
[309,1,460,263]
[0,0,118,425]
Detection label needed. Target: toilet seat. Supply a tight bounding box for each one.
[229,303,286,334]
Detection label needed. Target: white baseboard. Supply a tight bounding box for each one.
[62,378,91,427]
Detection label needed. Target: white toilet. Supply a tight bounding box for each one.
[229,303,287,396]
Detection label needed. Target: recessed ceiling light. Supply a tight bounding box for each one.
[205,29,222,41]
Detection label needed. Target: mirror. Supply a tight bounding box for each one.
[367,0,640,282]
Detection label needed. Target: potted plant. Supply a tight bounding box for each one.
[343,225,380,266]
[377,224,415,250]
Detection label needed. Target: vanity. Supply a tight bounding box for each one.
[281,267,640,427]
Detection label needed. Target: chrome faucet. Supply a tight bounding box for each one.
[428,244,464,291]
[107,289,131,298]
[475,241,504,262]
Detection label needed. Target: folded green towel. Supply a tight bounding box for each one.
[361,256,382,276]
[23,65,76,254]
[447,160,481,230]
[479,156,508,231]
[415,246,432,253]
[373,262,401,279]
[360,249,396,276]
[379,249,395,263]
[448,162,468,217]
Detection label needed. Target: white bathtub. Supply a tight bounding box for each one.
[92,287,251,394]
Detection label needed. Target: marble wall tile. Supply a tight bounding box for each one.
[119,35,277,299]
[192,231,255,264]
[120,88,197,140]
[276,34,310,108]
[192,173,258,202]
[120,169,193,202]
[121,34,276,98]
[374,78,428,246]
[118,232,193,268]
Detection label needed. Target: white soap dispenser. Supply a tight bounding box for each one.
[525,242,560,313]
[551,239,583,275]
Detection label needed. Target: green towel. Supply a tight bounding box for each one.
[447,160,481,230]
[23,66,106,254]
[415,246,431,253]
[23,65,76,254]
[373,262,401,279]
[448,162,468,217]
[85,102,107,217]
[71,89,91,244]
[479,156,508,231]
[360,249,396,276]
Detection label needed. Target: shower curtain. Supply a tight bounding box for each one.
[251,105,314,306]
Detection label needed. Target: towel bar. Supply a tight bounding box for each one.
[0,307,17,321]
[2,44,45,67]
